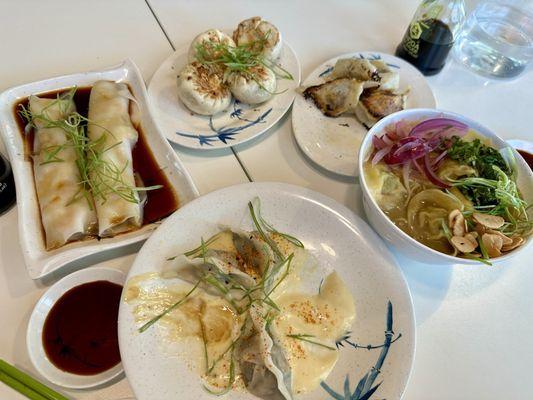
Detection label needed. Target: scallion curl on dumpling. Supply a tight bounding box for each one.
[188,29,236,63]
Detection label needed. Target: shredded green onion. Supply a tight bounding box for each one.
[19,87,161,207]
[138,280,201,333]
[286,334,336,351]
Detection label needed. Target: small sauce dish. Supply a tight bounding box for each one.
[27,267,125,389]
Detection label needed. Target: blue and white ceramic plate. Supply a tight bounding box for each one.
[118,182,415,400]
[148,41,300,150]
[292,51,436,177]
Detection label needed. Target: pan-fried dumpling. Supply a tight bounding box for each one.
[331,58,378,81]
[355,88,407,128]
[177,62,232,115]
[228,65,276,104]
[188,29,235,62]
[331,58,400,91]
[369,60,400,90]
[377,72,400,91]
[303,78,365,117]
[233,17,283,61]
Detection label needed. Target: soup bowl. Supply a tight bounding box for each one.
[358,108,533,265]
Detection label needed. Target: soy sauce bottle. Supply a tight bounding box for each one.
[395,0,465,75]
[0,152,16,215]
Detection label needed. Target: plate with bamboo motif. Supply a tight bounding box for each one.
[148,40,300,150]
[118,182,415,400]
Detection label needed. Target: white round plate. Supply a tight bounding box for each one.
[292,51,436,177]
[118,182,415,400]
[27,267,125,389]
[148,40,301,150]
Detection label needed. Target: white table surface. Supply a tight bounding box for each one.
[1,1,532,399]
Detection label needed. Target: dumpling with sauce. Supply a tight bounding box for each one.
[188,29,235,62]
[238,331,289,400]
[242,303,293,400]
[176,62,232,115]
[266,271,356,395]
[233,17,283,60]
[228,65,277,104]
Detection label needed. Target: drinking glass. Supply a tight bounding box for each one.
[454,0,533,78]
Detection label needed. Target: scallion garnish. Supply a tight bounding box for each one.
[138,279,201,333]
[252,198,304,248]
[286,334,336,351]
[19,88,161,207]
[194,31,293,96]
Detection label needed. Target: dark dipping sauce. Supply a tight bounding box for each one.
[396,19,454,76]
[13,86,179,228]
[42,280,122,375]
[518,150,533,171]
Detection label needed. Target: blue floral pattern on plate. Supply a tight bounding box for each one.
[321,301,401,400]
[176,101,273,146]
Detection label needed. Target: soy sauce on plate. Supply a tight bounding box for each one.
[42,280,122,375]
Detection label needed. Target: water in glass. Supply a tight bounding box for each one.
[455,1,533,78]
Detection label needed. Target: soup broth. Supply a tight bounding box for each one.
[364,118,531,262]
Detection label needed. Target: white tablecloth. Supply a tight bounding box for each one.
[0,1,531,399]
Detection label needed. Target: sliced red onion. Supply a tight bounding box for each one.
[382,134,395,146]
[372,118,467,179]
[384,123,397,136]
[385,137,427,164]
[425,136,445,153]
[437,127,468,140]
[372,146,392,165]
[432,149,448,167]
[394,137,423,155]
[385,130,399,141]
[372,134,387,150]
[422,153,450,188]
[402,161,411,193]
[410,118,468,138]
[412,158,425,175]
[395,120,412,138]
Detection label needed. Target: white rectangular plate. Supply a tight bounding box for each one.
[0,59,199,279]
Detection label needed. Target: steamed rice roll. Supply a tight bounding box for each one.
[87,80,143,237]
[29,95,97,249]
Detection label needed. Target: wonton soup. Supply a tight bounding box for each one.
[364,118,531,264]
